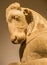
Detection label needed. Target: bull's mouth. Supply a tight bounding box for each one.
[11,38,26,44]
[12,39,19,44]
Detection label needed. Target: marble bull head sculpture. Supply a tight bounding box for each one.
[6,2,34,44]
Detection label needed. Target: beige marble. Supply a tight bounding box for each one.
[6,2,47,65]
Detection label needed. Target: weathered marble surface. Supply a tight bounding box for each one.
[6,2,47,65]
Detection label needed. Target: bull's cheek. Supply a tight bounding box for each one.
[18,32,26,39]
[17,33,26,43]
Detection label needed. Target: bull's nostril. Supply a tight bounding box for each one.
[15,36,17,40]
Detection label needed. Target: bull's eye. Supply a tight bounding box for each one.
[12,16,15,19]
[12,16,20,21]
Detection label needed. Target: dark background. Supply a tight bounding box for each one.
[0,0,47,65]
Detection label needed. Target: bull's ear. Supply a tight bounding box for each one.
[23,8,33,24]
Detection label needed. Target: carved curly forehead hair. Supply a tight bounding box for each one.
[7,2,21,11]
[6,2,21,21]
[6,2,21,16]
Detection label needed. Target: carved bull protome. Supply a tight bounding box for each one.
[6,2,47,65]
